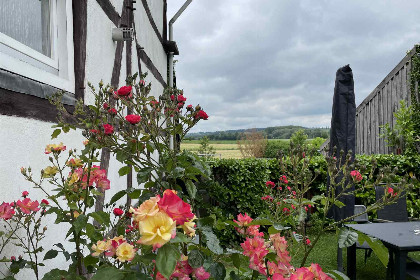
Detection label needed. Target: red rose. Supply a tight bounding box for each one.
[125,114,141,124]
[195,110,208,120]
[177,103,184,108]
[186,104,193,111]
[103,124,114,135]
[103,103,109,109]
[108,108,117,115]
[158,190,194,225]
[90,129,99,134]
[41,199,49,205]
[113,208,124,216]
[22,191,29,197]
[170,94,175,101]
[117,86,132,96]
[177,95,187,102]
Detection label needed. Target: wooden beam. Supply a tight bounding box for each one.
[72,0,87,101]
[137,44,167,88]
[96,0,121,27]
[0,88,74,124]
[141,0,163,43]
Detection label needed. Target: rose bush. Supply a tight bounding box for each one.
[1,73,413,280]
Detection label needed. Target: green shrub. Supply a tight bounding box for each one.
[264,140,290,158]
[202,154,420,246]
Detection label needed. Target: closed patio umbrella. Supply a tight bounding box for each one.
[328,64,356,271]
[328,64,356,221]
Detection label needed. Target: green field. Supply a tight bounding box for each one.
[181,139,291,159]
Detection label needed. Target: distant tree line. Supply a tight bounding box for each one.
[186,125,330,140]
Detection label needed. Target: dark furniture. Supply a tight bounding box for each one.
[354,205,373,263]
[375,185,408,223]
[346,222,420,280]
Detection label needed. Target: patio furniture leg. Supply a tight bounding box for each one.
[347,244,356,280]
[337,246,344,272]
[394,250,407,280]
[386,249,394,280]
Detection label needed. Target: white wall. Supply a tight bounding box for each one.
[0,0,167,278]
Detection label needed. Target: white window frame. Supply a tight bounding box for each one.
[0,0,74,93]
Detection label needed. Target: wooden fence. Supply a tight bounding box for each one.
[356,46,418,155]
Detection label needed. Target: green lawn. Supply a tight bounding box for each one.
[289,232,419,279]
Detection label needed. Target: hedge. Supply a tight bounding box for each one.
[201,154,419,246]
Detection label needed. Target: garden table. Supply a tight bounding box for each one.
[346,222,420,280]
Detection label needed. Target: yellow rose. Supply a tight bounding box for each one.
[131,197,160,222]
[116,242,136,262]
[91,240,111,256]
[73,211,80,218]
[66,158,83,167]
[68,172,80,185]
[137,211,176,250]
[43,166,58,178]
[180,215,197,237]
[45,142,66,154]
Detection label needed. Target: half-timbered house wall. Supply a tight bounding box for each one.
[0,0,170,277]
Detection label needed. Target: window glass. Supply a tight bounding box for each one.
[0,0,51,57]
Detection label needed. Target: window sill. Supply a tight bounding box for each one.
[0,52,74,93]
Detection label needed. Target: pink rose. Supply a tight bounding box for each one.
[193,267,210,280]
[0,202,15,220]
[158,190,194,225]
[350,170,363,183]
[16,198,40,214]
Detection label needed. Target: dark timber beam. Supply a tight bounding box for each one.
[96,0,130,216]
[137,44,167,88]
[141,0,163,43]
[0,88,75,124]
[72,0,87,101]
[96,0,121,27]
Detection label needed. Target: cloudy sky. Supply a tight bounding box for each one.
[167,0,420,133]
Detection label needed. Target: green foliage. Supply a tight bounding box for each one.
[338,228,358,248]
[290,129,308,147]
[310,137,326,150]
[197,136,216,158]
[380,100,419,155]
[264,140,290,158]
[409,45,420,152]
[156,244,180,279]
[358,232,389,267]
[204,154,420,246]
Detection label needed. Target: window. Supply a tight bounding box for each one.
[0,0,74,93]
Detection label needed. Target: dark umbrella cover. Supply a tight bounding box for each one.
[328,64,356,221]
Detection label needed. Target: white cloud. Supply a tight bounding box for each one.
[167,0,420,133]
